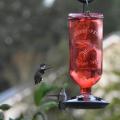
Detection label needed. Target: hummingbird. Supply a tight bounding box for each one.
[47,88,68,110]
[58,88,68,110]
[34,64,52,85]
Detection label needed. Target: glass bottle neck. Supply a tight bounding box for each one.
[80,88,91,95]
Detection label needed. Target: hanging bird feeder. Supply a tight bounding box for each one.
[62,0,109,109]
[34,0,109,110]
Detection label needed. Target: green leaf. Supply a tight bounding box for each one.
[0,104,11,111]
[34,83,57,106]
[40,101,58,111]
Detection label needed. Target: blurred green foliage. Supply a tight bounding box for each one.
[34,82,57,106]
[32,83,58,120]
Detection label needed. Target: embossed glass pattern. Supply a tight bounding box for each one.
[68,13,103,91]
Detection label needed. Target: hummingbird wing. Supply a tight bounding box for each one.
[34,72,42,85]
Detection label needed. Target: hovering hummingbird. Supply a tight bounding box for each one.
[34,64,52,85]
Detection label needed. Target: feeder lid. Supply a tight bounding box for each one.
[68,13,104,19]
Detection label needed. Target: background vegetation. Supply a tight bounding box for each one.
[0,0,120,120]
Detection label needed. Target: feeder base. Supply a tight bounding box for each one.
[63,95,109,109]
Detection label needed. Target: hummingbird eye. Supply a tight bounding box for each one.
[40,64,46,69]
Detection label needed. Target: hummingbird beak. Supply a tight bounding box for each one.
[46,66,53,70]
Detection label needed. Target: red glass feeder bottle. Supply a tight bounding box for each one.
[64,13,109,109]
[69,13,102,93]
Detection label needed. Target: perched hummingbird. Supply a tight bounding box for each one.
[58,88,67,102]
[47,88,68,110]
[58,88,68,110]
[34,64,52,85]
